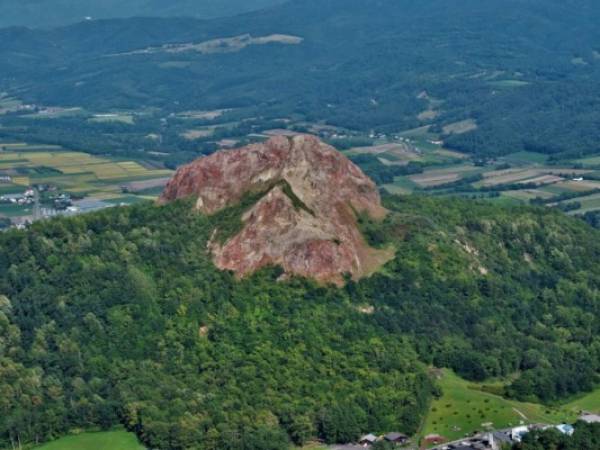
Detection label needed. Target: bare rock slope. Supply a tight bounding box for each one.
[160,135,392,284]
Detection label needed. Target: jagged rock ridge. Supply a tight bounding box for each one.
[160,135,393,284]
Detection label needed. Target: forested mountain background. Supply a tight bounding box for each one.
[1,0,600,159]
[0,0,285,28]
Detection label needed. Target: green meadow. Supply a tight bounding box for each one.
[419,370,578,445]
[34,430,143,450]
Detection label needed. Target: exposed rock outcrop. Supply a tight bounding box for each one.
[160,135,392,284]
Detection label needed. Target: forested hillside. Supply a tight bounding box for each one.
[1,0,600,159]
[0,0,285,28]
[2,194,600,449]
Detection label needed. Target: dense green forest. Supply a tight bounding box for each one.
[0,0,285,28]
[1,0,600,160]
[513,422,600,450]
[2,193,600,449]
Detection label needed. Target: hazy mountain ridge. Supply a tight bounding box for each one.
[0,0,286,28]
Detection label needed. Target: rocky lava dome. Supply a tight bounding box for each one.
[160,134,393,284]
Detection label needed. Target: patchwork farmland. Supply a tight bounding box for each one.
[367,126,600,217]
[0,144,172,223]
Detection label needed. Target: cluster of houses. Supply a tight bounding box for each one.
[358,432,409,447]
[432,432,498,450]
[0,188,36,205]
[428,414,600,450]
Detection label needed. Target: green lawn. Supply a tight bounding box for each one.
[34,430,143,450]
[563,387,600,414]
[419,370,576,445]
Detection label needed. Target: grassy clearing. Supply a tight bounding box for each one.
[563,388,600,414]
[420,370,576,445]
[562,193,600,214]
[488,80,530,88]
[478,168,542,187]
[89,113,135,124]
[574,155,600,167]
[34,429,143,450]
[0,95,23,112]
[442,119,477,135]
[503,151,548,165]
[0,184,24,195]
[25,108,83,119]
[410,164,480,188]
[502,189,555,201]
[0,203,32,217]
[433,149,469,160]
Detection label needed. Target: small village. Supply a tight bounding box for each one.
[0,183,114,230]
[322,412,600,450]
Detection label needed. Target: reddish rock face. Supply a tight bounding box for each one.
[160,135,392,284]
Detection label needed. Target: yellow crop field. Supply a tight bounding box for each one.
[12,176,30,186]
[0,148,172,201]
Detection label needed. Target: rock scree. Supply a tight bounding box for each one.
[160,134,393,284]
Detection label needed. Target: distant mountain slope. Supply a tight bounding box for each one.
[0,0,286,28]
[1,0,600,158]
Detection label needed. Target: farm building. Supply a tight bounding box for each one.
[580,413,600,424]
[384,432,408,444]
[555,424,574,436]
[359,433,377,446]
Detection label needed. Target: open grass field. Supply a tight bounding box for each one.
[347,143,421,162]
[502,189,556,201]
[34,429,143,450]
[488,79,531,88]
[560,193,600,215]
[502,151,548,165]
[89,113,135,124]
[479,168,543,187]
[563,387,600,414]
[410,164,480,188]
[554,180,600,192]
[442,119,478,135]
[419,370,577,446]
[0,203,32,217]
[573,155,600,167]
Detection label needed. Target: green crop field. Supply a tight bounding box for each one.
[0,146,172,203]
[34,430,143,450]
[0,203,32,217]
[419,370,577,445]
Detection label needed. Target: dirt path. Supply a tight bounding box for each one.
[513,407,528,421]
